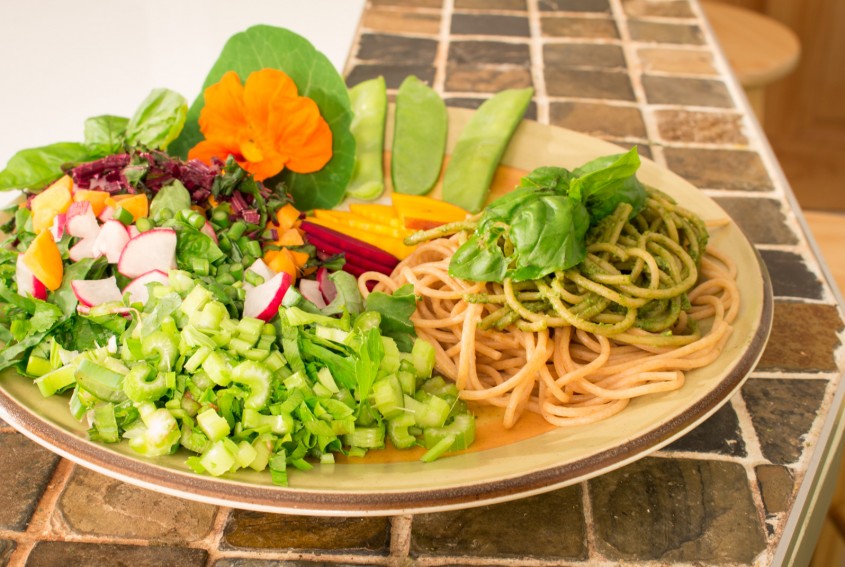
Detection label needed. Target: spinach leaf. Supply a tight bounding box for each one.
[125,89,188,151]
[175,226,225,270]
[571,147,647,222]
[84,115,129,156]
[170,25,355,211]
[364,284,418,352]
[0,142,91,191]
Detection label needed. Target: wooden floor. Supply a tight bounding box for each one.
[805,210,845,566]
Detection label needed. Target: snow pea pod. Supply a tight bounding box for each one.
[347,77,387,200]
[442,87,533,213]
[391,76,447,196]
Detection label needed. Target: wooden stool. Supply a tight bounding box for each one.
[701,1,801,118]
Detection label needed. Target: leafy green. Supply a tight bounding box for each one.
[449,147,647,283]
[170,25,356,211]
[84,115,129,156]
[323,271,363,316]
[364,284,418,352]
[125,89,188,151]
[0,142,91,191]
[175,227,225,270]
[149,181,191,223]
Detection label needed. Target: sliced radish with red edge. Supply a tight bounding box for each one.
[72,276,123,307]
[243,272,292,321]
[118,228,177,278]
[123,270,170,305]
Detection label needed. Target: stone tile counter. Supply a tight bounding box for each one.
[1,1,843,565]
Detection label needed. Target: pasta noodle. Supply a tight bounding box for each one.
[358,190,739,429]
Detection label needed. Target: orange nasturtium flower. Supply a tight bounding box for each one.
[188,69,333,181]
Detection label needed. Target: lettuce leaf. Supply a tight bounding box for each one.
[170,25,355,211]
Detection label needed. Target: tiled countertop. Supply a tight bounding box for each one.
[1,0,844,565]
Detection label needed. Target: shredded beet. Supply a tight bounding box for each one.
[242,209,261,225]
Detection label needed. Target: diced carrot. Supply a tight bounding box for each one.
[275,204,301,232]
[22,231,63,291]
[288,249,309,268]
[72,189,110,216]
[111,193,149,221]
[276,228,304,247]
[305,216,415,260]
[265,248,298,281]
[30,175,73,233]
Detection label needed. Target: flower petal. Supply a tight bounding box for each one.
[244,69,299,129]
[188,139,241,166]
[271,97,333,173]
[198,71,248,141]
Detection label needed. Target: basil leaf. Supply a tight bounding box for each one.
[171,25,355,211]
[449,229,508,283]
[126,88,188,150]
[84,115,129,156]
[571,147,646,221]
[507,195,589,281]
[0,142,91,191]
[517,166,573,194]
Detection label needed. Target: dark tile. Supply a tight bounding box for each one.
[742,378,829,464]
[0,433,60,531]
[355,33,438,65]
[539,0,611,12]
[451,13,530,36]
[456,0,526,10]
[445,64,533,92]
[642,75,733,108]
[628,21,704,45]
[759,249,825,300]
[545,68,635,100]
[550,101,645,138]
[589,458,766,563]
[449,40,531,66]
[446,97,538,121]
[638,48,717,76]
[0,540,13,565]
[541,16,619,38]
[214,561,349,567]
[623,0,695,18]
[362,8,442,36]
[756,464,795,515]
[347,64,436,90]
[665,402,747,456]
[758,302,843,373]
[655,110,747,145]
[712,197,799,245]
[411,485,586,560]
[544,43,626,68]
[223,511,390,553]
[26,541,207,567]
[663,148,772,191]
[57,467,217,542]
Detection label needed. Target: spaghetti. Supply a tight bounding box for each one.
[359,189,740,429]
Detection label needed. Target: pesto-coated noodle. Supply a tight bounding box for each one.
[359,190,739,428]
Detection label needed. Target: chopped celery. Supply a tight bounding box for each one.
[230,361,272,409]
[122,362,169,402]
[75,359,128,403]
[34,365,76,397]
[411,338,436,379]
[372,375,404,419]
[197,408,231,441]
[199,440,236,476]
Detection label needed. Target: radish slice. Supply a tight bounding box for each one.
[67,202,100,240]
[244,272,292,321]
[50,213,67,242]
[15,255,47,300]
[123,270,170,305]
[316,267,337,304]
[246,258,277,282]
[92,219,130,263]
[118,228,178,278]
[72,276,123,307]
[69,237,97,262]
[127,225,141,239]
[201,221,219,244]
[299,278,327,309]
[98,205,115,222]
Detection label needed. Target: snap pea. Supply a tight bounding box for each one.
[442,87,533,213]
[347,76,388,200]
[391,76,448,196]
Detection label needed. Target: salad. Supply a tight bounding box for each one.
[0,26,482,485]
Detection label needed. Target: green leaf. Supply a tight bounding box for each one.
[0,142,91,191]
[170,25,355,211]
[449,229,508,283]
[570,147,647,221]
[364,284,418,352]
[84,115,129,156]
[323,270,364,316]
[126,88,188,150]
[149,181,191,223]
